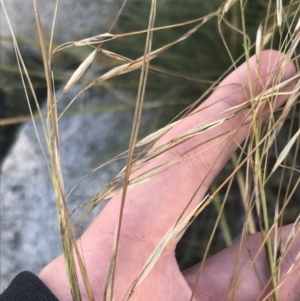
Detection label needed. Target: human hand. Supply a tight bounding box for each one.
[39,50,299,301]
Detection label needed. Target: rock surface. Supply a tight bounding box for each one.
[0,82,158,291]
[1,0,115,62]
[0,0,159,291]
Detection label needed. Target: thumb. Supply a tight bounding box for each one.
[183,224,300,301]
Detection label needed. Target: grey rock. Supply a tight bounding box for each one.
[0,83,156,291]
[1,0,116,62]
[0,0,164,292]
[0,0,124,290]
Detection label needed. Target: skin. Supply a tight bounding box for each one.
[39,50,299,301]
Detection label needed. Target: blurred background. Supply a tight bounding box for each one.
[1,0,299,292]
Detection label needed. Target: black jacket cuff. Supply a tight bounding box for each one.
[0,271,59,301]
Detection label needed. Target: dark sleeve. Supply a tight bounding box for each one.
[0,271,60,301]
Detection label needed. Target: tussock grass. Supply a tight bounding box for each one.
[1,0,300,300]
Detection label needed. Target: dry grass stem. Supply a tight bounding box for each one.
[125,195,213,300]
[3,0,300,300]
[62,49,98,94]
[106,1,158,298]
[277,0,283,28]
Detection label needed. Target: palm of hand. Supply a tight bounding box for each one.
[40,51,299,301]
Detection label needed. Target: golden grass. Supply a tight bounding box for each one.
[1,0,300,300]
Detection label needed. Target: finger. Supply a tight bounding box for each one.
[77,50,295,291]
[183,224,300,301]
[39,50,296,300]
[97,50,296,244]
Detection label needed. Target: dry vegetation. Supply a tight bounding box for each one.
[1,0,300,300]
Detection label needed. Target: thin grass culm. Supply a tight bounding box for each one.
[1,0,299,301]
